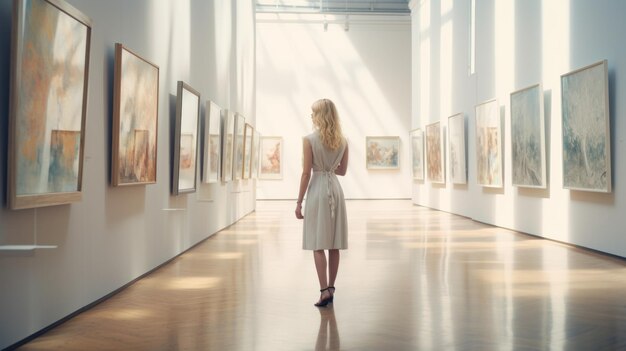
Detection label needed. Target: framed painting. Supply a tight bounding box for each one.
[426,122,444,184]
[410,129,424,181]
[561,60,611,192]
[233,113,245,181]
[366,136,400,170]
[8,0,92,209]
[242,123,253,179]
[252,130,261,179]
[172,81,200,195]
[221,109,234,182]
[202,100,221,183]
[448,113,467,184]
[259,136,283,179]
[475,99,503,188]
[510,83,546,188]
[111,43,159,186]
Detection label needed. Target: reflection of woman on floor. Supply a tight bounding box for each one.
[315,307,340,351]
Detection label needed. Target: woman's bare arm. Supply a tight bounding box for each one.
[335,143,349,176]
[295,138,313,219]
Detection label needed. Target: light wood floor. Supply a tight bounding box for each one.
[17,200,626,350]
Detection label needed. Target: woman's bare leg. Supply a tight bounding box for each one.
[328,249,340,288]
[313,250,328,289]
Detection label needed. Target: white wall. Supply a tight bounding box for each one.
[256,14,412,199]
[0,0,256,348]
[412,0,626,258]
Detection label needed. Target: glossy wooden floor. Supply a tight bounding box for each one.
[18,200,626,350]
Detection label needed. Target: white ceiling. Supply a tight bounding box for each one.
[256,0,411,14]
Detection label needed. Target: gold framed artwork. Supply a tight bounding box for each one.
[475,99,503,188]
[8,0,92,209]
[426,122,444,184]
[111,43,159,186]
[242,123,253,179]
[221,110,234,182]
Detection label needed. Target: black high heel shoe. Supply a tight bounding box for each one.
[328,286,335,303]
[314,288,333,307]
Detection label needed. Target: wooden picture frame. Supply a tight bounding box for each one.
[510,83,546,189]
[561,60,611,193]
[242,124,253,179]
[366,136,400,170]
[172,81,200,195]
[448,113,467,184]
[426,122,444,184]
[8,0,92,209]
[475,99,503,188]
[410,129,424,181]
[202,100,221,183]
[111,43,159,186]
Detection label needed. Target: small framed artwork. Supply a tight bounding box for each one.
[221,110,235,182]
[252,130,261,179]
[410,129,424,181]
[448,113,467,184]
[475,99,503,188]
[233,113,245,181]
[426,122,444,184]
[242,124,253,179]
[8,0,92,209]
[172,81,200,195]
[510,83,546,188]
[561,60,611,192]
[259,136,283,179]
[112,43,159,186]
[366,136,400,170]
[202,100,221,183]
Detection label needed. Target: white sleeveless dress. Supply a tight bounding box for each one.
[302,132,348,250]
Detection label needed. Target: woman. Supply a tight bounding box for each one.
[295,98,349,307]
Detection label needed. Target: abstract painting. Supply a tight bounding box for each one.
[221,110,234,182]
[448,113,466,184]
[173,81,200,195]
[475,99,503,188]
[233,114,245,181]
[8,0,92,209]
[561,60,611,192]
[366,136,400,170]
[426,122,444,183]
[259,136,283,179]
[243,124,253,179]
[411,129,424,181]
[112,43,159,186]
[510,84,546,188]
[202,100,221,183]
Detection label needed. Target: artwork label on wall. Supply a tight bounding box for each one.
[202,100,221,183]
[426,122,444,184]
[221,110,235,182]
[259,136,283,179]
[243,124,253,179]
[475,99,503,188]
[8,0,92,209]
[233,114,245,181]
[112,43,159,186]
[561,60,611,193]
[410,129,424,181]
[510,83,546,188]
[448,113,467,184]
[172,81,200,195]
[366,136,400,170]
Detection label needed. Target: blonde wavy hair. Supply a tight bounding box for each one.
[312,98,344,150]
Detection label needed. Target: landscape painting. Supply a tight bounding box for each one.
[366,136,400,170]
[8,0,92,209]
[561,60,611,192]
[173,81,200,195]
[448,114,466,184]
[511,84,546,188]
[426,122,444,184]
[475,99,503,188]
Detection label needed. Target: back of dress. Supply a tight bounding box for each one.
[302,132,348,250]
